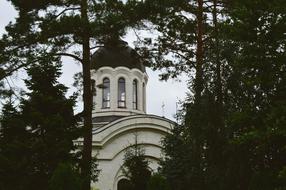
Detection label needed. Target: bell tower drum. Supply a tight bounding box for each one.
[90,40,148,119]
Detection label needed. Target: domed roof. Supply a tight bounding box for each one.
[91,40,146,72]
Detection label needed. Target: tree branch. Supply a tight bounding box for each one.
[0,52,82,81]
[54,52,83,62]
[53,7,81,19]
[170,50,196,68]
[90,45,104,50]
[0,59,38,81]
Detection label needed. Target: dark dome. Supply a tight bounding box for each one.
[91,40,145,72]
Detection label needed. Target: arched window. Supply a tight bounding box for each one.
[143,83,146,112]
[102,78,110,108]
[132,79,138,109]
[91,79,96,96]
[118,77,126,108]
[118,179,132,190]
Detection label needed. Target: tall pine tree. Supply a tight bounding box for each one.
[222,1,286,189]
[0,1,149,188]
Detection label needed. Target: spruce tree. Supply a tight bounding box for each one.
[21,60,79,190]
[0,59,80,190]
[0,102,30,190]
[122,138,151,190]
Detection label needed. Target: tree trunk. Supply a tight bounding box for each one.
[213,0,223,128]
[210,0,226,184]
[194,0,204,104]
[81,0,93,189]
[189,1,205,187]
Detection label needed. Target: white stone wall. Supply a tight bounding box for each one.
[90,115,174,190]
[91,67,148,117]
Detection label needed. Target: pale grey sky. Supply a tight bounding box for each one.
[0,1,188,120]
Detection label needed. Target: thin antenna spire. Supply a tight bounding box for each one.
[161,101,165,117]
[176,97,179,123]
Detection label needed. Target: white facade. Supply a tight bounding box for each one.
[91,67,148,117]
[91,115,173,190]
[78,46,175,190]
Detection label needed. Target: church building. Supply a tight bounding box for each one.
[79,40,174,190]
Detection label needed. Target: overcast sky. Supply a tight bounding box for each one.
[0,1,188,121]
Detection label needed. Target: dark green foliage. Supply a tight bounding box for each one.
[0,61,80,190]
[147,173,170,190]
[156,0,286,190]
[118,179,132,190]
[161,124,192,190]
[135,0,198,80]
[0,102,31,190]
[122,140,151,190]
[20,61,79,190]
[1,0,285,189]
[221,1,286,189]
[90,156,100,184]
[0,2,150,189]
[48,163,82,190]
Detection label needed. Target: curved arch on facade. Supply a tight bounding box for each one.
[111,142,164,160]
[92,115,174,146]
[94,67,147,82]
[98,73,113,83]
[98,125,169,148]
[93,115,174,134]
[115,73,129,81]
[131,69,148,80]
[96,66,145,74]
[117,178,131,190]
[95,66,148,85]
[131,76,141,83]
[71,115,174,147]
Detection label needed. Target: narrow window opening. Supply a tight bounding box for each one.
[133,79,138,109]
[143,83,146,112]
[118,77,126,108]
[91,79,96,96]
[102,78,110,108]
